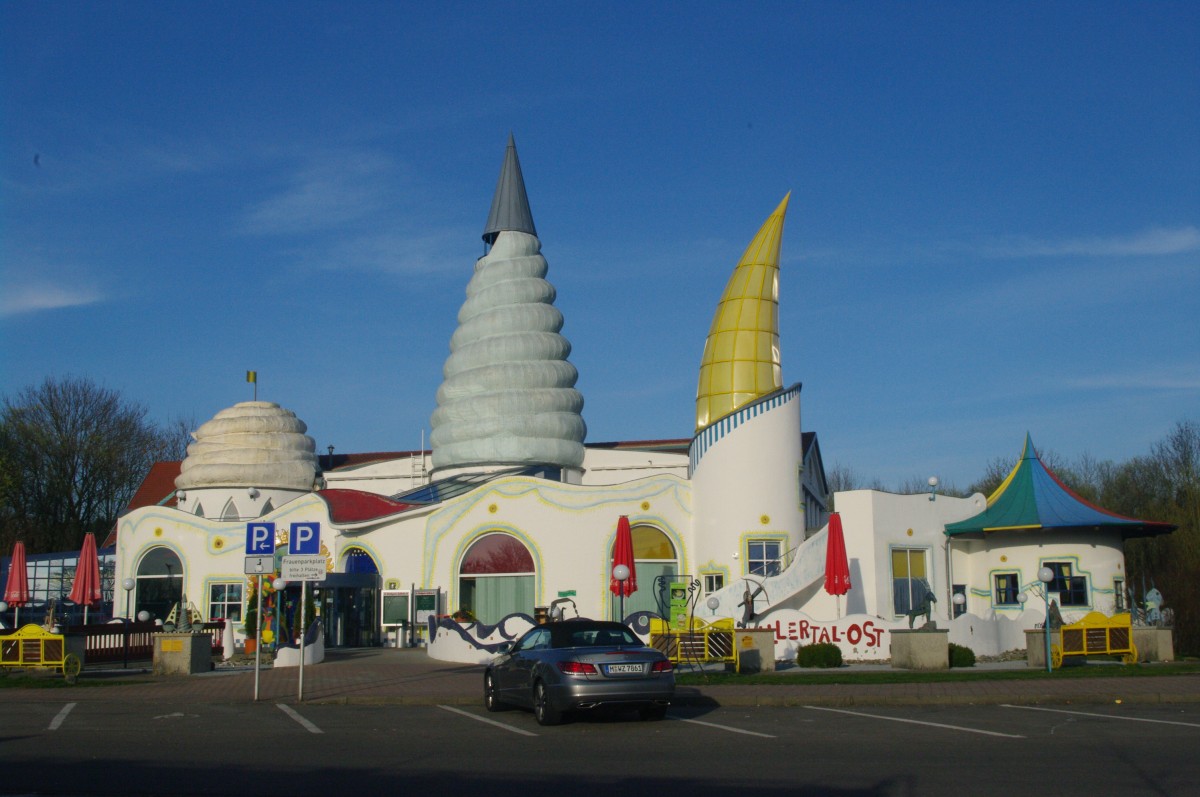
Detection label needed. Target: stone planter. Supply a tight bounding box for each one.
[1132,627,1174,662]
[1024,629,1061,668]
[735,628,776,673]
[890,629,949,670]
[153,632,212,676]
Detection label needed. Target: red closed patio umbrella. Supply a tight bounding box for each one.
[610,516,637,621]
[4,540,30,626]
[69,532,103,625]
[823,513,852,618]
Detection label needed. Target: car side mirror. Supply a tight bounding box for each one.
[495,641,514,655]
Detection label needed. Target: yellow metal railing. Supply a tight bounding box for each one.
[648,616,736,665]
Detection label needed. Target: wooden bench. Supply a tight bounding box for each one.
[0,624,84,682]
[1051,611,1137,669]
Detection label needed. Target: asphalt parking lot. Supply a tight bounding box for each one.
[3,695,1199,796]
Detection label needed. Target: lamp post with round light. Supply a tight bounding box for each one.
[612,565,630,623]
[952,590,965,620]
[1038,566,1055,672]
[122,578,135,669]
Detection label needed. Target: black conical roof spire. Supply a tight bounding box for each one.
[482,133,537,245]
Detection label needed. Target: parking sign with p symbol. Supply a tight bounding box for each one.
[246,522,275,555]
[290,522,321,555]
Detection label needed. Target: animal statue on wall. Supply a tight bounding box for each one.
[907,590,937,629]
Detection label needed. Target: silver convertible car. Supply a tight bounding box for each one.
[484,620,675,725]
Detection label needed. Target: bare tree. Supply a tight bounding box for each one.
[0,376,176,553]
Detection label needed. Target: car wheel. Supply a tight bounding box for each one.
[639,704,668,721]
[533,680,562,726]
[484,672,507,712]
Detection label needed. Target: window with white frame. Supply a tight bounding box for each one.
[703,573,725,595]
[208,582,243,622]
[1114,578,1126,612]
[891,548,931,616]
[747,540,783,577]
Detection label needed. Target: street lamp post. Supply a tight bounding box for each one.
[952,591,966,620]
[122,578,135,669]
[613,565,630,623]
[1038,566,1055,673]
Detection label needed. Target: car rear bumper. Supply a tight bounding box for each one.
[550,677,675,710]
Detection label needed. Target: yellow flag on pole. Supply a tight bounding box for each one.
[246,371,257,383]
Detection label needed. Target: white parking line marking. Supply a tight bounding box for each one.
[675,717,776,738]
[804,705,1025,738]
[48,703,76,731]
[276,703,324,734]
[438,705,539,736]
[1002,704,1200,728]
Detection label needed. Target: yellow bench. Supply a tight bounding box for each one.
[1051,611,1137,669]
[0,624,83,683]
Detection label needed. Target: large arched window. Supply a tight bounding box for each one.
[135,547,183,623]
[459,533,535,624]
[610,525,677,620]
[343,547,379,575]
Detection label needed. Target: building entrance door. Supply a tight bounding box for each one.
[314,573,380,648]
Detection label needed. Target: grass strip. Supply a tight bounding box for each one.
[676,661,1200,687]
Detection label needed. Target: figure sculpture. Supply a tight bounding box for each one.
[1145,587,1164,625]
[906,590,937,629]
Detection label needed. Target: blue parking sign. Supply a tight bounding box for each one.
[246,522,275,555]
[290,522,321,555]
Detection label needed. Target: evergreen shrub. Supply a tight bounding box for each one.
[796,642,843,668]
[949,643,976,668]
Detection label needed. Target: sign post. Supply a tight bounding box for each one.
[245,522,276,702]
[284,522,321,702]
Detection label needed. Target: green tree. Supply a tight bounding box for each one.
[0,376,176,554]
[1109,421,1200,655]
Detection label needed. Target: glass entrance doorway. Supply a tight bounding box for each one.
[314,573,380,648]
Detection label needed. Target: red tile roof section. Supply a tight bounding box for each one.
[103,461,183,547]
[316,489,419,525]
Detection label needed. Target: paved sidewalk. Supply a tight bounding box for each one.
[7,647,1199,708]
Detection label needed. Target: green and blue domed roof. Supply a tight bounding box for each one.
[945,434,1175,539]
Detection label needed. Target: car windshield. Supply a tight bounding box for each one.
[551,624,638,649]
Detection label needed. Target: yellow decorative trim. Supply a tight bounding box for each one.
[212,537,225,551]
[641,501,650,511]
[488,503,498,514]
[1000,555,1007,562]
[760,514,770,525]
[154,528,163,537]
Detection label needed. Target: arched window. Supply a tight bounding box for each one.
[260,499,274,516]
[459,533,535,624]
[222,499,240,521]
[343,547,378,575]
[610,525,677,620]
[135,547,183,623]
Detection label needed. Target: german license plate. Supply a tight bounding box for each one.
[606,663,642,674]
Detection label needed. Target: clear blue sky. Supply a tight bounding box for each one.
[2,2,1197,491]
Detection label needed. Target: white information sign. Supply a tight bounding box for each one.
[244,555,274,575]
[281,555,326,582]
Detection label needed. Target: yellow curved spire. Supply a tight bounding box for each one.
[695,193,790,432]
